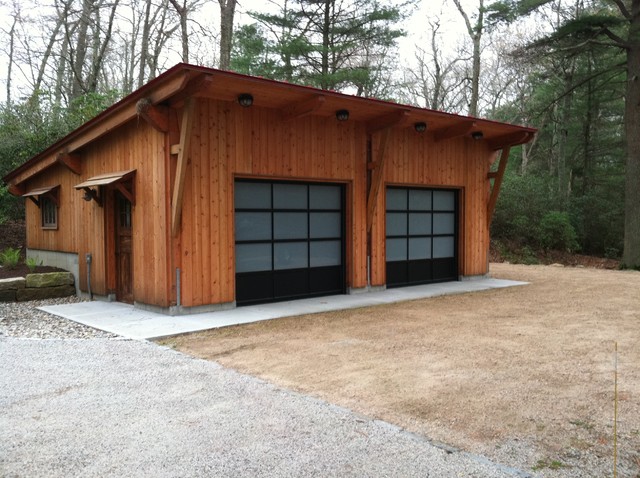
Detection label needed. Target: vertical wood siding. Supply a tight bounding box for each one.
[23,97,494,309]
[23,121,169,306]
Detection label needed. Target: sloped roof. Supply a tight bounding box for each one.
[3,63,536,187]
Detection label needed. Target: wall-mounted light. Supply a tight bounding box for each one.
[335,109,349,121]
[238,93,254,107]
[83,189,95,201]
[414,122,427,133]
[471,131,484,140]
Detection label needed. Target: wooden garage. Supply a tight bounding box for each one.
[3,63,535,314]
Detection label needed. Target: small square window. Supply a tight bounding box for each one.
[41,197,58,229]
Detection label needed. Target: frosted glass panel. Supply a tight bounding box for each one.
[433,237,455,258]
[236,243,271,272]
[274,242,308,270]
[310,241,341,267]
[409,190,432,210]
[386,213,407,236]
[310,212,341,238]
[235,182,271,209]
[386,189,406,210]
[386,238,407,261]
[274,212,307,239]
[408,213,431,235]
[433,190,455,211]
[235,212,271,241]
[274,183,307,209]
[310,185,341,209]
[409,237,431,260]
[433,213,455,235]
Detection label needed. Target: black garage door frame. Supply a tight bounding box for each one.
[234,179,346,305]
[385,186,459,288]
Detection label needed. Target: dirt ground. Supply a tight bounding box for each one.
[161,264,637,476]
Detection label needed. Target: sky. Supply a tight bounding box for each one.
[0,0,480,102]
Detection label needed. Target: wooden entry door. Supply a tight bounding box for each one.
[115,193,133,303]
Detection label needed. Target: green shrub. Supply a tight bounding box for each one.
[25,256,42,273]
[0,247,21,269]
[538,211,579,252]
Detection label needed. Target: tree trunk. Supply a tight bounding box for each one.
[321,0,332,89]
[218,0,237,70]
[452,0,484,117]
[622,0,640,268]
[138,0,152,88]
[70,0,93,99]
[168,0,189,62]
[6,12,18,105]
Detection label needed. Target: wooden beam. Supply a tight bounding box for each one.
[487,131,534,150]
[136,100,169,133]
[366,109,411,135]
[170,144,181,155]
[115,182,135,206]
[366,128,392,233]
[280,95,325,121]
[171,98,196,237]
[433,121,475,142]
[168,74,214,107]
[487,146,511,226]
[8,184,25,196]
[56,152,82,175]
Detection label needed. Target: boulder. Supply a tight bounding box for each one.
[17,285,76,301]
[0,289,17,301]
[0,277,26,291]
[25,272,74,288]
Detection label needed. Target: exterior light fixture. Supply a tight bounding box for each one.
[238,93,254,107]
[83,189,95,201]
[414,122,427,133]
[335,109,349,121]
[471,131,484,140]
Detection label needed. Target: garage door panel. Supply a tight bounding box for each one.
[386,187,458,287]
[236,272,272,303]
[273,269,309,298]
[235,180,345,305]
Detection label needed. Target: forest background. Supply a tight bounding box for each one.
[0,0,638,268]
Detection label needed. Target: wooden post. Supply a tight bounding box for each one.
[487,146,511,226]
[171,98,195,237]
[366,128,391,233]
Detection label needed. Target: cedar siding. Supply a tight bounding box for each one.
[5,64,535,312]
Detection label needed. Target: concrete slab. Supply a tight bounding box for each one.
[39,277,527,340]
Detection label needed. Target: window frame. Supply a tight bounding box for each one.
[40,195,58,230]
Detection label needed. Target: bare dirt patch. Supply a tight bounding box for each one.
[161,264,640,477]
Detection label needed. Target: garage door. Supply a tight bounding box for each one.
[385,187,458,287]
[234,180,345,305]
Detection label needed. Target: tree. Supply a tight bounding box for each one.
[451,0,485,117]
[249,0,408,93]
[493,0,639,266]
[218,0,237,70]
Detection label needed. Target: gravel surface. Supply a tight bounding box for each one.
[0,297,117,339]
[0,337,535,478]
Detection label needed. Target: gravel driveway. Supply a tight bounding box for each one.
[0,301,531,477]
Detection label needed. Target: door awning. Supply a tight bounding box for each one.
[75,169,136,207]
[22,185,59,207]
[23,185,58,197]
[74,169,136,189]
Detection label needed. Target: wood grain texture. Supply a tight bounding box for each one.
[23,96,497,309]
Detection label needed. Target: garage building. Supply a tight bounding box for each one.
[3,63,535,314]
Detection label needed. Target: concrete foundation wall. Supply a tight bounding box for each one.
[27,249,80,295]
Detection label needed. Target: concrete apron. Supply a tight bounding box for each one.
[39,278,527,340]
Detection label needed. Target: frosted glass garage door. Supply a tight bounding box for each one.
[385,187,458,287]
[235,180,345,305]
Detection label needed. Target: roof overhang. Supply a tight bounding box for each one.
[3,63,537,189]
